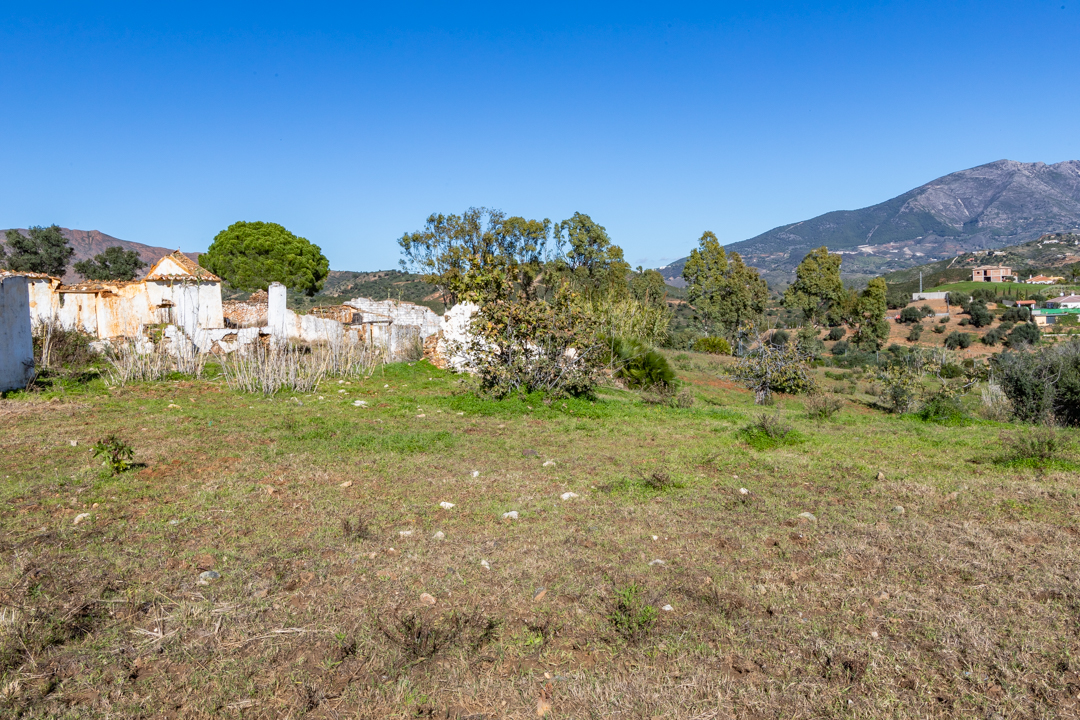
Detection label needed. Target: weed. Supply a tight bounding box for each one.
[641,468,677,492]
[342,513,371,540]
[378,610,499,666]
[996,427,1071,468]
[91,435,135,475]
[608,583,657,643]
[915,394,971,426]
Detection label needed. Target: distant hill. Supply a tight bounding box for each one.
[0,227,198,283]
[659,159,1080,288]
[881,233,1080,295]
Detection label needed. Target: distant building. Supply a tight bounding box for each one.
[971,265,1015,282]
[1046,294,1080,309]
[1026,275,1064,284]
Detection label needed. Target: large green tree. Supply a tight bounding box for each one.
[850,277,890,350]
[629,267,668,309]
[681,231,768,338]
[782,246,845,326]
[201,221,329,296]
[73,246,147,281]
[552,212,630,295]
[2,225,74,277]
[398,208,552,305]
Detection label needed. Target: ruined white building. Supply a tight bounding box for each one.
[3,251,467,364]
[0,275,34,391]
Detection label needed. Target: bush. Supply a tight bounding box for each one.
[958,318,970,326]
[939,316,949,324]
[939,362,964,379]
[769,329,790,347]
[729,337,816,404]
[899,306,923,323]
[920,305,935,318]
[982,326,1007,346]
[968,301,994,328]
[932,324,945,334]
[944,331,973,350]
[830,340,849,356]
[33,321,95,370]
[805,392,844,420]
[1006,323,1040,348]
[464,286,604,398]
[92,435,135,475]
[739,412,804,449]
[915,393,970,426]
[907,324,924,342]
[996,427,1069,468]
[693,336,731,355]
[1001,306,1031,323]
[827,327,846,341]
[606,337,675,390]
[994,339,1080,426]
[876,364,918,414]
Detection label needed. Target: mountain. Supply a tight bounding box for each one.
[659,159,1080,288]
[1,227,199,283]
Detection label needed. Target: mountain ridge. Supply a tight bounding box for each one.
[659,159,1080,288]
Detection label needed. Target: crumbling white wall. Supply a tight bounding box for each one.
[268,282,288,344]
[432,302,479,371]
[344,298,441,337]
[0,276,35,391]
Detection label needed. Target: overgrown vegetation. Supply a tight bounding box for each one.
[90,435,135,475]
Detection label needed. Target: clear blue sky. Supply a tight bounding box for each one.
[2,1,1078,272]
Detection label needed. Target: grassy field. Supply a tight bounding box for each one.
[924,280,1078,295]
[2,355,1080,719]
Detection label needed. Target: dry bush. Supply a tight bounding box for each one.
[998,427,1068,466]
[105,342,172,386]
[805,392,843,420]
[979,382,1012,422]
[377,610,499,666]
[219,343,327,395]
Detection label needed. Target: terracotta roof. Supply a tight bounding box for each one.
[144,250,220,282]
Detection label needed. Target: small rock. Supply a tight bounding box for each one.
[892,505,905,515]
[661,604,674,612]
[339,481,353,488]
[797,512,817,523]
[649,559,666,566]
[871,630,879,639]
[481,559,491,570]
[416,414,426,418]
[73,513,91,525]
[739,488,749,495]
[439,501,455,510]
[432,531,445,541]
[419,592,436,606]
[352,400,367,407]
[754,584,767,595]
[69,440,78,447]
[502,511,519,520]
[383,384,389,388]
[560,492,579,501]
[543,460,556,467]
[398,530,413,537]
[167,403,180,409]
[523,449,539,457]
[472,470,480,478]
[168,519,179,525]
[651,535,659,541]
[198,570,220,582]
[876,471,886,482]
[533,587,547,602]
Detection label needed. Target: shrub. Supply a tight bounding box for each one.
[968,301,994,328]
[958,318,970,327]
[826,327,845,341]
[996,427,1069,468]
[92,435,135,475]
[939,316,949,324]
[907,324,924,342]
[915,393,970,426]
[693,336,731,355]
[994,349,1056,423]
[739,412,804,449]
[899,306,923,323]
[464,285,604,398]
[1001,306,1031,323]
[944,331,973,350]
[805,392,844,420]
[940,362,964,379]
[932,324,945,334]
[1006,323,1040,348]
[608,583,657,643]
[33,319,95,371]
[920,305,935,318]
[606,337,675,390]
[830,340,849,356]
[876,364,918,414]
[769,329,791,347]
[982,326,1007,346]
[729,337,816,404]
[979,382,1012,422]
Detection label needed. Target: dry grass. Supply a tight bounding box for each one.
[0,356,1079,718]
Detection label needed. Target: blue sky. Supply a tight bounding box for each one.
[2,1,1078,271]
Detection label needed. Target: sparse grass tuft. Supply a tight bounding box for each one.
[739,412,805,449]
